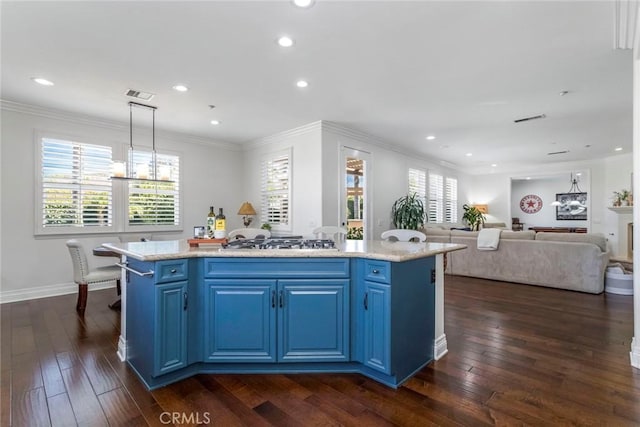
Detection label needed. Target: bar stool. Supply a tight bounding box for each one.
[381,229,427,242]
[66,239,121,316]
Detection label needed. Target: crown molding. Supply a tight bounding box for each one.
[241,120,322,150]
[0,99,241,151]
[614,0,639,50]
[320,120,462,172]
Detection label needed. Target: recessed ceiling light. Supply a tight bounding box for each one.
[292,0,314,8]
[425,135,436,140]
[277,36,294,47]
[172,85,189,92]
[615,147,623,151]
[32,77,54,86]
[210,120,220,125]
[526,177,531,180]
[465,152,473,157]
[296,80,309,88]
[491,164,497,167]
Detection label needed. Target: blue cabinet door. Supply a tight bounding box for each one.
[363,281,391,374]
[154,281,188,376]
[278,279,350,362]
[204,279,276,362]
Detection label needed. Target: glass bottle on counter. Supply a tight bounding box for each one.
[207,206,215,237]
[214,207,226,239]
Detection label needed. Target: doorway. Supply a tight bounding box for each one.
[340,147,371,240]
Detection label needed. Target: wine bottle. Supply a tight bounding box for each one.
[207,206,215,237]
[214,207,227,239]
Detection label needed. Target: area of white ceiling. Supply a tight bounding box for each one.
[1,1,633,173]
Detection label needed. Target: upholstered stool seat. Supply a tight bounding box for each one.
[66,239,121,316]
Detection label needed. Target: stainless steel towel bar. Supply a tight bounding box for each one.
[116,262,154,277]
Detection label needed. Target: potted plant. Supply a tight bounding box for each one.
[261,223,272,231]
[613,189,632,206]
[462,204,486,231]
[391,193,425,229]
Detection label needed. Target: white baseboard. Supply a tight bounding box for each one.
[117,336,128,361]
[0,281,116,304]
[434,334,448,360]
[631,337,640,369]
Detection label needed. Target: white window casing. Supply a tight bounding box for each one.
[408,168,427,208]
[36,134,182,235]
[36,137,113,235]
[428,172,458,224]
[261,148,292,232]
[126,149,181,231]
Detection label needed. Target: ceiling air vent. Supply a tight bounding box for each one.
[547,150,569,155]
[514,113,546,123]
[125,89,155,101]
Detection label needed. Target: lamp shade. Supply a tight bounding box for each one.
[472,204,488,214]
[238,202,257,216]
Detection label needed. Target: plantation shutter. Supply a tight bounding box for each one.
[41,138,112,228]
[428,173,444,223]
[444,177,458,223]
[128,150,180,226]
[408,168,427,207]
[261,152,290,226]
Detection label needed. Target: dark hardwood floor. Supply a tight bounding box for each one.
[2,275,639,426]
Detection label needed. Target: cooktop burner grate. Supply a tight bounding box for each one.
[222,237,337,250]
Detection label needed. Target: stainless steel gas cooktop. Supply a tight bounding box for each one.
[222,237,337,250]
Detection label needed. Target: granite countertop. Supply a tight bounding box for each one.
[102,239,466,262]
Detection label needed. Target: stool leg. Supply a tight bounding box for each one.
[76,283,88,316]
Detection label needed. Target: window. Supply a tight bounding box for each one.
[408,168,427,207]
[37,136,182,235]
[428,173,444,223]
[261,150,291,230]
[38,137,113,233]
[428,172,458,224]
[445,177,458,223]
[127,150,180,227]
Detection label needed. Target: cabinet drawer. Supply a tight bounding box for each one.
[155,260,188,283]
[204,258,349,279]
[363,260,390,284]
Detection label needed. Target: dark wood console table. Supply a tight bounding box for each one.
[528,227,587,233]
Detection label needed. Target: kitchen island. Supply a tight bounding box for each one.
[103,239,465,390]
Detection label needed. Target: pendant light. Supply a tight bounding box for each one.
[550,172,586,214]
[111,101,172,182]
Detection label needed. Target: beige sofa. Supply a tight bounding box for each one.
[423,228,609,294]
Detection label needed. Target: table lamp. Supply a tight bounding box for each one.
[238,202,257,227]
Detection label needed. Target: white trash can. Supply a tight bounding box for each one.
[605,266,633,295]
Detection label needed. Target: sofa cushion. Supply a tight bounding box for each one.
[483,222,507,229]
[535,232,607,252]
[451,230,479,237]
[424,228,451,236]
[500,230,536,240]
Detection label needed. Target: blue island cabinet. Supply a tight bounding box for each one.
[126,258,192,381]
[203,258,350,363]
[354,257,436,387]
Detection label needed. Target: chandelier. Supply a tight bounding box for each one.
[111,102,172,182]
[550,173,586,215]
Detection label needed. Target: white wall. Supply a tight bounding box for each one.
[465,154,632,255]
[0,105,244,302]
[511,173,591,229]
[243,121,324,237]
[320,122,465,238]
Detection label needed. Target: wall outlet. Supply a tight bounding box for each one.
[377,219,384,227]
